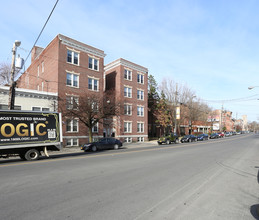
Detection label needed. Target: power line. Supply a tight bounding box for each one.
[24,0,59,66]
[201,94,259,103]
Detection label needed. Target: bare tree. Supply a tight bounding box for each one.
[159,78,211,134]
[0,62,19,85]
[59,90,122,142]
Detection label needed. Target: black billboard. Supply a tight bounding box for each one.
[0,111,61,146]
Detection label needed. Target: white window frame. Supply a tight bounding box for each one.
[124,86,132,98]
[137,89,144,100]
[92,122,98,133]
[88,56,99,71]
[124,121,132,133]
[32,107,41,111]
[125,137,132,143]
[67,49,79,65]
[124,104,132,115]
[137,137,144,142]
[66,72,79,88]
[124,69,132,81]
[88,77,99,91]
[137,73,144,84]
[137,122,144,133]
[42,61,44,73]
[137,106,144,117]
[66,138,79,146]
[32,107,50,111]
[66,96,79,110]
[37,65,39,77]
[66,119,79,132]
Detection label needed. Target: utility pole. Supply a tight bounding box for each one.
[174,83,178,134]
[8,40,21,110]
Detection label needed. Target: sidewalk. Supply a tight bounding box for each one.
[53,140,158,155]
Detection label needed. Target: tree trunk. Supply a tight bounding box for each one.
[88,128,93,143]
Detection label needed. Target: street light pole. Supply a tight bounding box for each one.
[8,40,21,110]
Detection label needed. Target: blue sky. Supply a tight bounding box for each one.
[1,0,259,121]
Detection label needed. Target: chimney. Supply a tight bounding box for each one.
[31,46,44,62]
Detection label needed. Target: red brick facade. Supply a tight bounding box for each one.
[17,34,148,145]
[105,59,148,142]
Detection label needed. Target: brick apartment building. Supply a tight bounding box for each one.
[17,34,148,146]
[105,58,148,142]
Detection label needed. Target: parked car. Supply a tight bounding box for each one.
[81,138,123,152]
[225,132,230,137]
[218,132,224,138]
[181,135,197,143]
[158,133,179,145]
[210,133,219,139]
[197,133,209,141]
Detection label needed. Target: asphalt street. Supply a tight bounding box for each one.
[0,134,259,220]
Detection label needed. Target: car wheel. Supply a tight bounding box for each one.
[166,139,170,145]
[91,145,98,152]
[114,144,119,150]
[24,149,40,161]
[189,139,191,142]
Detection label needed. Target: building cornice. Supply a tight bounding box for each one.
[59,35,106,58]
[0,86,58,100]
[105,58,148,73]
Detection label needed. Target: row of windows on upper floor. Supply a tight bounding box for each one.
[0,104,50,111]
[67,72,145,100]
[66,96,145,117]
[67,50,99,71]
[67,50,145,85]
[124,69,145,84]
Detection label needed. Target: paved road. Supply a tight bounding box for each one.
[0,134,258,220]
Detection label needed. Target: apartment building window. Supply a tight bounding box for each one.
[124,86,132,98]
[88,78,99,91]
[66,119,78,132]
[124,121,132,133]
[124,137,132,143]
[0,104,21,110]
[42,61,44,73]
[89,57,99,71]
[124,104,132,115]
[66,96,79,110]
[37,65,39,77]
[32,107,50,111]
[32,107,41,111]
[67,138,78,146]
[67,50,79,65]
[91,101,99,112]
[137,106,144,117]
[66,72,79,88]
[124,69,132,80]
[137,89,144,100]
[137,73,144,84]
[92,122,98,133]
[137,122,144,133]
[138,137,144,142]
